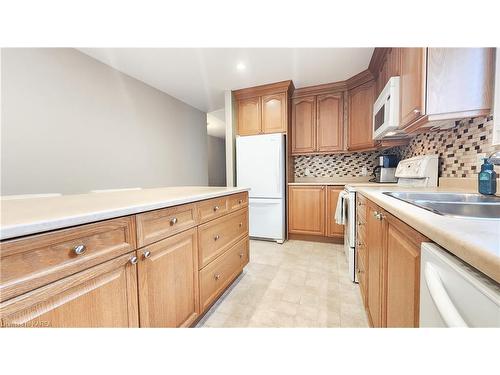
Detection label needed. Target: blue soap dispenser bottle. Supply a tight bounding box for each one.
[478,158,497,195]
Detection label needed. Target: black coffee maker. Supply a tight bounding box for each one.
[370,155,399,183]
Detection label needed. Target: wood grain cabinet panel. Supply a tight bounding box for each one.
[317,94,344,152]
[262,93,287,134]
[237,97,261,135]
[0,253,139,328]
[347,81,376,151]
[325,186,344,238]
[199,237,248,312]
[384,214,427,328]
[197,196,230,224]
[399,48,426,129]
[291,96,316,154]
[137,228,199,328]
[0,217,136,303]
[136,203,197,247]
[227,192,248,212]
[197,208,248,269]
[288,186,325,236]
[365,200,384,327]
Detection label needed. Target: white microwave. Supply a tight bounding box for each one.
[373,76,403,140]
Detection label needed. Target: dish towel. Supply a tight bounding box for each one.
[335,190,349,225]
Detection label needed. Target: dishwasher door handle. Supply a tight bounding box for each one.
[424,263,468,327]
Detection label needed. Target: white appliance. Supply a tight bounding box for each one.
[373,77,405,140]
[395,154,439,187]
[236,133,286,243]
[420,243,500,327]
[343,155,440,283]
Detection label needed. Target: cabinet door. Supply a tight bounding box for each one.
[291,96,316,154]
[376,57,388,97]
[325,186,344,237]
[137,228,199,328]
[399,48,426,129]
[262,93,287,134]
[387,48,401,79]
[365,201,384,327]
[0,253,139,328]
[317,93,344,152]
[347,81,375,151]
[288,186,325,235]
[384,214,426,328]
[238,97,261,135]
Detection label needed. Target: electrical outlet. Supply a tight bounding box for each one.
[361,166,367,176]
[305,168,311,176]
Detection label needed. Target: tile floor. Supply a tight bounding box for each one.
[196,239,369,328]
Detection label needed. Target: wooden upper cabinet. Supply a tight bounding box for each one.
[387,48,400,79]
[0,253,139,328]
[262,93,287,134]
[426,48,494,117]
[325,186,344,238]
[316,93,344,152]
[288,185,325,236]
[237,97,261,135]
[384,213,427,328]
[291,96,316,154]
[347,80,375,151]
[137,228,199,328]
[399,48,426,129]
[234,80,293,136]
[365,200,384,328]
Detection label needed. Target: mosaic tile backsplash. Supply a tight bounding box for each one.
[294,116,500,179]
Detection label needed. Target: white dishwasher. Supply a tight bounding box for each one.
[420,243,500,327]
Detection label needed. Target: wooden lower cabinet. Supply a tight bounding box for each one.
[137,228,199,328]
[361,195,428,328]
[326,186,344,238]
[0,253,139,328]
[384,214,427,327]
[288,186,325,235]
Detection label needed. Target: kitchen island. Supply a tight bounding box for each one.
[0,187,250,327]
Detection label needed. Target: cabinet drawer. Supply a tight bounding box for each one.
[136,203,197,247]
[198,208,248,269]
[199,237,248,311]
[197,196,229,224]
[356,195,367,221]
[227,192,248,213]
[0,217,136,303]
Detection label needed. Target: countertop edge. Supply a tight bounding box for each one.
[356,188,500,283]
[1,188,250,241]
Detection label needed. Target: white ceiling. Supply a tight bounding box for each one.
[79,48,374,112]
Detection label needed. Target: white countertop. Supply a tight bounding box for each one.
[356,185,500,283]
[0,186,250,240]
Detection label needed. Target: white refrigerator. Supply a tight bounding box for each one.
[236,133,286,243]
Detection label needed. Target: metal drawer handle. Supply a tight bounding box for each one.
[214,235,220,241]
[238,199,243,204]
[129,256,138,265]
[413,108,421,114]
[358,222,365,226]
[73,244,86,255]
[170,217,178,226]
[213,206,220,212]
[214,273,221,281]
[143,250,151,259]
[357,241,364,247]
[239,222,243,227]
[239,253,244,259]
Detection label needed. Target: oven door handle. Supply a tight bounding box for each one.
[424,263,468,327]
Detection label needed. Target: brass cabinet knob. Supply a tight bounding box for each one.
[143,250,151,259]
[129,256,138,265]
[170,217,178,226]
[413,109,421,114]
[239,222,243,227]
[213,206,219,212]
[214,274,221,281]
[214,235,220,241]
[238,199,243,204]
[239,253,244,259]
[73,244,86,255]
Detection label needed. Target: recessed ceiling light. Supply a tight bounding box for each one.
[236,62,246,71]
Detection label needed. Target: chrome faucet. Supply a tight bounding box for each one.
[488,151,500,165]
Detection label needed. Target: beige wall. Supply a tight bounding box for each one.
[207,135,226,186]
[1,48,208,195]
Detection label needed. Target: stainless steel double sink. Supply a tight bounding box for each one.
[383,192,500,220]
